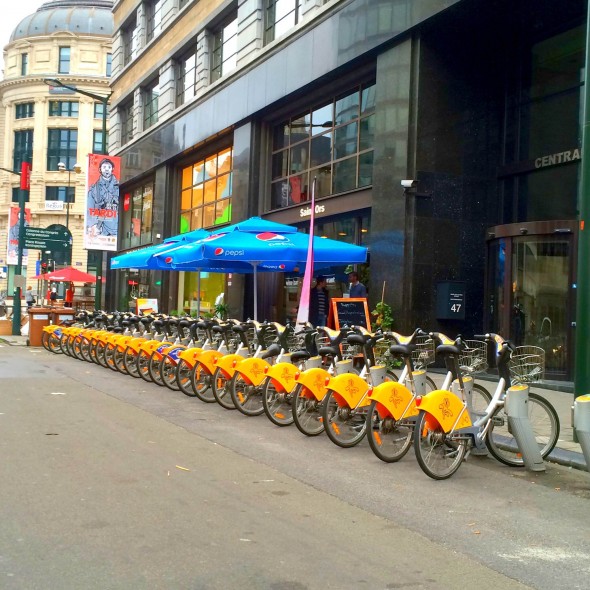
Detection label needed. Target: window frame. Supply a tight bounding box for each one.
[264,0,302,45]
[13,129,33,173]
[47,128,78,171]
[176,45,198,106]
[49,100,79,118]
[58,46,71,74]
[146,0,164,43]
[210,12,238,83]
[46,186,75,203]
[143,78,160,130]
[15,103,34,119]
[120,100,134,145]
[21,53,28,76]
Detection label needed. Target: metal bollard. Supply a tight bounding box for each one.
[505,384,545,472]
[453,377,487,455]
[573,394,590,471]
[370,365,388,385]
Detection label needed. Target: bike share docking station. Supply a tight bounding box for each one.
[505,384,545,471]
[573,395,590,471]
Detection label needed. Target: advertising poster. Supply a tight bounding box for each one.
[84,153,121,251]
[7,205,31,266]
[136,298,158,315]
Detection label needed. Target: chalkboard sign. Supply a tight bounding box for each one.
[330,298,371,331]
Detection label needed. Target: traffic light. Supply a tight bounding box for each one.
[41,262,47,272]
[47,260,55,272]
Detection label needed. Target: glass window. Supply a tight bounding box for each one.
[106,53,112,77]
[143,78,160,130]
[120,100,134,145]
[123,15,140,66]
[269,82,375,209]
[21,53,28,76]
[58,47,70,74]
[47,129,77,171]
[211,13,238,82]
[265,0,302,44]
[11,187,30,202]
[49,101,79,117]
[94,103,109,119]
[177,47,198,105]
[46,186,75,203]
[93,131,104,154]
[119,181,154,249]
[13,130,33,172]
[15,103,34,119]
[146,0,164,43]
[180,146,234,231]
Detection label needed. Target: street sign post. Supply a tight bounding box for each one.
[23,227,71,251]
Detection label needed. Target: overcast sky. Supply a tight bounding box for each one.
[0,1,46,75]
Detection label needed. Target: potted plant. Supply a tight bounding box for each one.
[371,301,393,331]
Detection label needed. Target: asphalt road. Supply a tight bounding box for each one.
[0,344,589,590]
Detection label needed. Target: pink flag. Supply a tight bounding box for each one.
[296,178,316,329]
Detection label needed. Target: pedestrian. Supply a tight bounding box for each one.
[309,275,330,327]
[50,285,58,304]
[65,283,74,308]
[348,271,367,298]
[25,285,35,308]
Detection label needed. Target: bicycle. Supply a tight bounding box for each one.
[413,333,560,479]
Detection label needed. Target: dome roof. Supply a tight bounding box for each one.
[10,1,114,42]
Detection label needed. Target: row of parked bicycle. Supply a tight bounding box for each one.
[40,311,560,480]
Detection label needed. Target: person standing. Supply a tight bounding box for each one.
[25,286,35,308]
[50,285,58,304]
[309,275,330,327]
[348,272,367,298]
[65,283,74,308]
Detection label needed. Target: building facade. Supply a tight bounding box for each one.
[0,0,113,302]
[109,0,586,379]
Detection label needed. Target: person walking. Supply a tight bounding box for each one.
[348,272,367,298]
[309,275,330,327]
[25,286,35,308]
[65,283,74,308]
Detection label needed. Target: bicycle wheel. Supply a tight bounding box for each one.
[59,333,70,356]
[470,383,492,418]
[148,353,164,386]
[292,384,325,436]
[161,357,180,390]
[123,347,140,378]
[114,348,128,374]
[262,377,294,426]
[104,343,119,372]
[230,373,264,416]
[486,391,560,467]
[414,410,467,480]
[190,361,216,403]
[366,400,413,463]
[212,367,236,409]
[177,359,197,396]
[79,336,93,362]
[137,350,153,381]
[322,391,367,448]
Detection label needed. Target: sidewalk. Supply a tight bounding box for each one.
[1,334,587,472]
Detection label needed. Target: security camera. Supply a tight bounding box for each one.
[401,179,417,188]
[57,162,66,172]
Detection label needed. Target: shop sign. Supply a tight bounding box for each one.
[534,148,581,170]
[299,204,326,218]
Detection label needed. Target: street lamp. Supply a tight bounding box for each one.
[58,161,81,264]
[44,77,111,309]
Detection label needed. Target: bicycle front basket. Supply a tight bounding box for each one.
[509,345,545,383]
[458,340,488,375]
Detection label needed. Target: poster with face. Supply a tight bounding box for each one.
[7,205,32,266]
[84,153,121,251]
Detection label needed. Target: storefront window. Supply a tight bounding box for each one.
[119,180,154,249]
[180,146,233,232]
[270,83,375,209]
[181,271,226,317]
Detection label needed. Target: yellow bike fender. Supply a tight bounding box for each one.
[233,357,271,386]
[265,362,299,393]
[116,335,134,351]
[294,367,331,401]
[326,373,371,408]
[214,353,244,377]
[125,337,147,353]
[139,340,171,355]
[196,349,224,373]
[178,347,203,367]
[417,390,472,432]
[151,341,177,360]
[367,381,418,420]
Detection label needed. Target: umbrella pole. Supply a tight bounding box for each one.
[197,271,201,317]
[253,262,259,322]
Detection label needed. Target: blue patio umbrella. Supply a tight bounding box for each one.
[156,217,367,320]
[110,228,211,270]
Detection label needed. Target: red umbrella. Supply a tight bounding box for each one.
[34,266,97,283]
